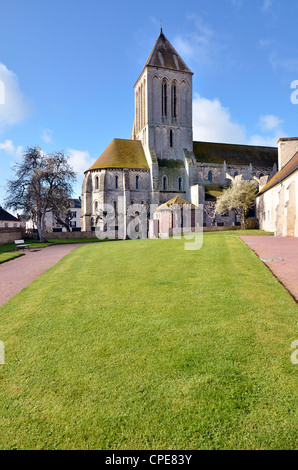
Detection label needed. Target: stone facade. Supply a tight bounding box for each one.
[81,30,278,234]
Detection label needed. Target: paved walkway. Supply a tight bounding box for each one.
[240,236,298,302]
[0,244,81,307]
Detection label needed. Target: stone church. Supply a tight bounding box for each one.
[81,29,278,232]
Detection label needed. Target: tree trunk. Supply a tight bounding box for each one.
[241,210,247,230]
[36,212,48,243]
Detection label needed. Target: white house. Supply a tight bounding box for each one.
[257,137,298,237]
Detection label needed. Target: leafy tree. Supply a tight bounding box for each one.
[215,178,258,229]
[5,146,76,242]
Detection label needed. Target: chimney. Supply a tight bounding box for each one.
[278,137,298,170]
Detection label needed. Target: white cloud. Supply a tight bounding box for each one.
[41,128,54,143]
[258,114,283,132]
[249,113,284,146]
[193,93,283,146]
[0,63,31,131]
[269,50,298,73]
[248,134,278,146]
[0,139,23,157]
[193,93,246,144]
[173,15,224,66]
[67,148,93,176]
[0,139,15,155]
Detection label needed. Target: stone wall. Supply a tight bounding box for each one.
[0,227,25,245]
[43,230,98,239]
[203,226,242,232]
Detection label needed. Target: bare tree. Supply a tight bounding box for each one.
[204,201,217,226]
[5,146,76,242]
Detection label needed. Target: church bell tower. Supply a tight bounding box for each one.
[132,29,194,161]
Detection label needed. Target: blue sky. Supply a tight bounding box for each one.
[1,0,298,203]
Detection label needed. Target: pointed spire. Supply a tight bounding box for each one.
[144,30,192,73]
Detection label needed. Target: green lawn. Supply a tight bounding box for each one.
[0,238,103,256]
[0,232,296,450]
[0,252,24,264]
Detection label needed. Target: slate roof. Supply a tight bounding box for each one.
[145,30,192,73]
[86,139,149,172]
[193,141,278,167]
[135,30,193,86]
[69,198,81,209]
[0,207,19,222]
[258,152,298,195]
[155,196,197,211]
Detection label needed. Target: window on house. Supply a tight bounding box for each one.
[113,200,117,214]
[115,175,119,189]
[171,83,177,118]
[162,82,167,117]
[162,176,167,191]
[136,175,139,189]
[208,171,213,182]
[95,176,99,190]
[178,176,182,191]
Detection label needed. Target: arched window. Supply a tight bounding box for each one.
[113,200,117,215]
[234,172,238,178]
[95,176,99,190]
[162,175,167,191]
[162,81,167,117]
[208,171,213,182]
[171,83,177,118]
[136,175,139,190]
[170,129,173,148]
[178,176,183,191]
[94,201,98,212]
[115,175,119,189]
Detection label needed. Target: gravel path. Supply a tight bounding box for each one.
[240,235,298,302]
[0,244,82,307]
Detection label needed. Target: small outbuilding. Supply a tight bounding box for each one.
[149,196,200,239]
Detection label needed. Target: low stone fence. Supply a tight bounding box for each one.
[43,231,97,239]
[204,218,258,232]
[0,227,25,245]
[203,226,242,232]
